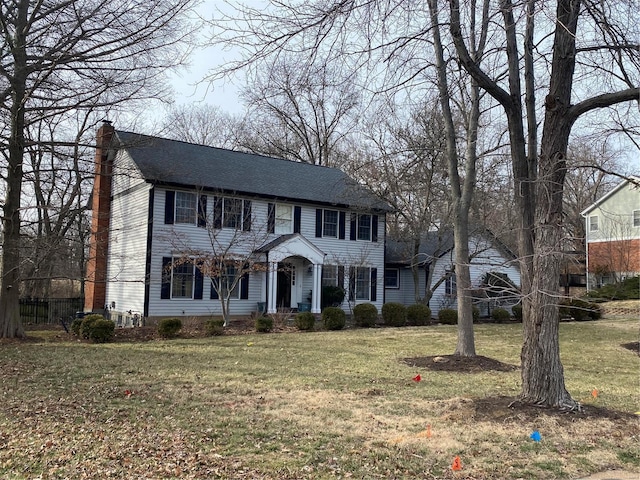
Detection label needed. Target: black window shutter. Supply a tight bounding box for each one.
[370,268,377,302]
[294,206,302,233]
[243,200,252,231]
[197,195,207,228]
[267,203,275,233]
[213,196,222,229]
[194,265,203,299]
[240,272,249,299]
[348,266,355,301]
[349,213,357,241]
[315,209,323,237]
[210,277,219,299]
[161,257,172,299]
[339,211,346,239]
[164,191,175,224]
[372,215,378,242]
[338,266,345,290]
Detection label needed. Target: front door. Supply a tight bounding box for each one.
[276,265,291,308]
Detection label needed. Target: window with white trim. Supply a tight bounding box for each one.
[323,210,339,237]
[275,204,293,234]
[171,262,194,298]
[357,214,372,241]
[322,265,339,287]
[589,215,599,232]
[221,265,240,299]
[445,271,457,297]
[384,268,399,289]
[223,198,243,229]
[175,192,197,224]
[355,266,371,300]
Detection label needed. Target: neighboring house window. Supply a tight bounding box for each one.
[634,210,640,227]
[589,215,599,232]
[445,271,457,297]
[275,204,293,234]
[175,192,196,224]
[213,197,252,231]
[384,268,399,289]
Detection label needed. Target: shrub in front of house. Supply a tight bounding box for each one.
[322,307,346,331]
[71,318,84,336]
[353,303,378,328]
[158,318,182,338]
[511,304,523,321]
[472,305,480,322]
[255,316,274,332]
[438,308,458,325]
[382,302,407,327]
[204,318,225,336]
[295,312,316,331]
[79,314,106,339]
[491,307,510,323]
[322,285,346,308]
[559,298,602,321]
[87,318,116,343]
[406,304,431,326]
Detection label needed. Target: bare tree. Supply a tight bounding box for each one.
[0,0,197,338]
[449,0,639,408]
[238,57,361,167]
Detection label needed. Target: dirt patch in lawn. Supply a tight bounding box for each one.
[403,354,519,373]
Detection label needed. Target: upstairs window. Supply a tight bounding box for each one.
[634,210,640,227]
[323,210,339,238]
[175,192,196,224]
[589,215,599,232]
[275,204,293,234]
[357,214,372,240]
[213,197,252,231]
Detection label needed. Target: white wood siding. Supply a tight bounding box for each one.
[147,188,387,317]
[105,151,150,317]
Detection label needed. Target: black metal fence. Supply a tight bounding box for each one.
[20,297,84,324]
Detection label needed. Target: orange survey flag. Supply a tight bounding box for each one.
[452,456,462,471]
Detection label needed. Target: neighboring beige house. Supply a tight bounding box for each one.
[581,175,640,290]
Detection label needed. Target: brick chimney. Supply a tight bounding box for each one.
[84,121,115,312]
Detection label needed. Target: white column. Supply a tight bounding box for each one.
[311,264,322,313]
[268,262,278,313]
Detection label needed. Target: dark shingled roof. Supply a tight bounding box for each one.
[115,130,391,211]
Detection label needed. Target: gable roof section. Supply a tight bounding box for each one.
[114,130,391,211]
[580,175,640,216]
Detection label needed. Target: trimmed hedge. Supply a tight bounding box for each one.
[204,318,225,336]
[295,312,316,331]
[382,302,407,327]
[79,314,106,339]
[255,316,274,332]
[353,303,378,328]
[406,304,431,326]
[87,318,115,343]
[438,308,458,325]
[323,307,346,331]
[158,318,182,338]
[491,307,510,323]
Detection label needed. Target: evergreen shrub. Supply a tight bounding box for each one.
[353,303,378,328]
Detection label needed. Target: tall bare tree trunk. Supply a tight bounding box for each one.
[0,0,28,338]
[520,0,579,408]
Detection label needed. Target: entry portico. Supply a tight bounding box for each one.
[259,234,325,314]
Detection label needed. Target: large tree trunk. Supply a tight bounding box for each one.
[520,0,580,409]
[0,0,28,338]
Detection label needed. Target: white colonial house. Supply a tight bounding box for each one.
[85,123,391,325]
[581,175,640,289]
[384,230,521,317]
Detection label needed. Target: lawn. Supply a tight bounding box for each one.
[0,318,638,479]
